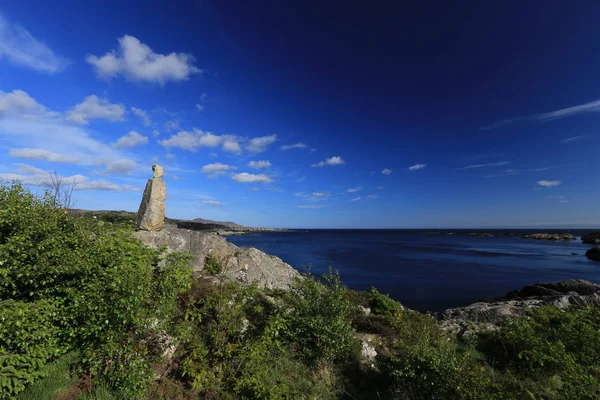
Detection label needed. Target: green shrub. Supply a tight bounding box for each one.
[204,253,222,275]
[0,299,64,398]
[0,181,193,398]
[280,270,355,363]
[478,306,600,398]
[368,287,403,317]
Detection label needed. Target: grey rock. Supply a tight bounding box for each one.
[587,246,600,262]
[582,232,600,245]
[134,225,298,290]
[136,164,166,231]
[522,233,575,241]
[440,280,600,330]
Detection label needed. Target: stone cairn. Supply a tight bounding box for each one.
[136,164,166,231]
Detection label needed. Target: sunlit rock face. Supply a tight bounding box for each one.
[136,164,166,231]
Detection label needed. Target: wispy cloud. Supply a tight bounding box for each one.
[312,156,345,167]
[9,148,80,163]
[0,13,70,74]
[408,164,426,171]
[537,180,561,188]
[247,134,277,153]
[295,191,331,202]
[280,142,307,151]
[456,161,510,170]
[482,100,600,130]
[0,163,138,192]
[560,135,584,143]
[131,107,151,126]
[202,200,222,207]
[347,186,363,193]
[349,196,361,202]
[367,194,379,199]
[381,168,392,175]
[298,204,326,209]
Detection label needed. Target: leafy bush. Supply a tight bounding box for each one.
[203,253,222,275]
[280,270,355,363]
[478,306,600,398]
[368,287,403,316]
[0,181,193,398]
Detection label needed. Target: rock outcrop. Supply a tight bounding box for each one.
[586,246,600,262]
[582,232,600,245]
[136,165,166,231]
[134,225,299,290]
[440,280,600,335]
[522,233,575,241]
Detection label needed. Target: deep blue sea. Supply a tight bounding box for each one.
[226,229,600,312]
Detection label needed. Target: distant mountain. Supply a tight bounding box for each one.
[192,218,246,230]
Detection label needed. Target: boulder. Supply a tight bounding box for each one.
[136,165,166,231]
[134,225,299,290]
[586,246,600,262]
[582,232,600,245]
[440,279,600,330]
[522,233,575,241]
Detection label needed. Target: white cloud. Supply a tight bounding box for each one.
[247,134,277,153]
[222,139,242,155]
[298,204,326,209]
[0,14,70,74]
[104,159,137,175]
[310,148,317,152]
[9,148,80,163]
[482,100,600,130]
[347,186,363,193]
[0,89,55,117]
[0,114,138,175]
[311,156,345,167]
[195,104,204,111]
[349,196,362,202]
[382,168,392,175]
[0,163,138,191]
[130,107,151,126]
[367,194,379,199]
[295,191,331,202]
[202,200,222,207]
[561,135,583,143]
[164,119,180,131]
[159,129,242,154]
[248,160,271,169]
[66,95,125,125]
[537,180,561,188]
[456,161,510,170]
[231,173,272,184]
[408,164,426,171]
[152,129,160,136]
[86,35,200,85]
[280,142,307,151]
[113,130,149,149]
[202,162,236,178]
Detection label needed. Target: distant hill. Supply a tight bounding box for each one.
[192,218,246,230]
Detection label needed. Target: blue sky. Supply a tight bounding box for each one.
[0,1,599,228]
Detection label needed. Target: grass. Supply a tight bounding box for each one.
[16,352,78,400]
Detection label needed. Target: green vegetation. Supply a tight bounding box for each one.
[3,180,600,399]
[203,252,222,275]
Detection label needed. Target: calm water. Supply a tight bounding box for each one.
[226,230,599,312]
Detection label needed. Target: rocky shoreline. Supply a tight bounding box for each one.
[439,279,600,336]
